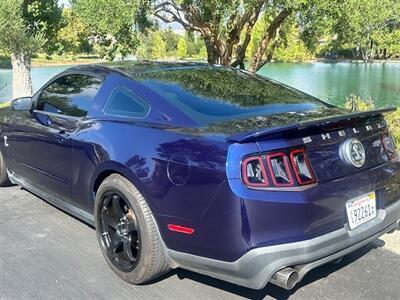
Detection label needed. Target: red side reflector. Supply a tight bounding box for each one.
[167,224,195,235]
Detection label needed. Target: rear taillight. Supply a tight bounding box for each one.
[266,153,294,187]
[241,156,269,187]
[381,131,398,161]
[290,148,316,185]
[242,148,316,189]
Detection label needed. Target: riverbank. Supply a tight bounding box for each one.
[316,57,400,64]
[32,56,102,67]
[1,55,400,70]
[0,55,102,69]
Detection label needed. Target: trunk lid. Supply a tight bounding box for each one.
[229,107,395,182]
[228,107,395,143]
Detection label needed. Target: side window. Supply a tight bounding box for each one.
[104,86,150,118]
[37,74,102,118]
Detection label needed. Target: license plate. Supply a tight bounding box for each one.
[345,193,377,230]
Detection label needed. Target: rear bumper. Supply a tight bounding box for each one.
[167,199,400,290]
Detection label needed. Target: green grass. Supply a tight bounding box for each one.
[32,53,102,66]
[1,53,101,69]
[0,101,11,109]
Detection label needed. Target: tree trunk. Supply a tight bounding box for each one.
[350,48,357,59]
[231,3,263,68]
[360,48,367,61]
[204,36,223,65]
[248,8,292,74]
[11,53,33,99]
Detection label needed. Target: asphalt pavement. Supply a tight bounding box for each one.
[1,185,399,300]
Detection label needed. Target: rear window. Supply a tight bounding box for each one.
[104,86,149,118]
[133,67,329,124]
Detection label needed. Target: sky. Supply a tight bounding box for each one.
[58,0,70,6]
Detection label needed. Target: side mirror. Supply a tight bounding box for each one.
[12,97,33,111]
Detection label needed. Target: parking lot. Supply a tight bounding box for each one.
[1,185,399,300]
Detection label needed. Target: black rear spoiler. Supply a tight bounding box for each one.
[229,107,396,143]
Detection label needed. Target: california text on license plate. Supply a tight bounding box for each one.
[345,193,377,230]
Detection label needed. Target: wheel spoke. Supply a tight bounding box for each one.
[99,191,141,271]
[102,211,117,230]
[124,238,136,262]
[111,195,125,219]
[110,235,124,255]
[102,194,113,210]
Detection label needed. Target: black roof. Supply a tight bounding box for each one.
[60,60,338,130]
[104,60,210,76]
[63,60,213,81]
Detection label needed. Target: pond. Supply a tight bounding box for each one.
[257,62,400,108]
[0,66,68,102]
[0,62,399,108]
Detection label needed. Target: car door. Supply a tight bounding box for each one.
[8,74,102,204]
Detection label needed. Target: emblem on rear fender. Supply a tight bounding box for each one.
[340,138,366,168]
[3,136,8,147]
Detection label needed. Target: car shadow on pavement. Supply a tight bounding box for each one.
[153,240,385,300]
[19,186,96,229]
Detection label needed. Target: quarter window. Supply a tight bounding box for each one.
[37,74,102,118]
[104,86,149,118]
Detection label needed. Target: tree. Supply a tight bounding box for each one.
[0,0,44,98]
[177,37,187,58]
[0,0,62,98]
[56,8,91,55]
[268,19,313,62]
[151,32,167,58]
[331,0,400,61]
[160,26,181,55]
[247,7,293,72]
[153,0,300,72]
[197,45,208,59]
[184,31,196,57]
[73,0,152,60]
[136,28,206,59]
[22,0,62,55]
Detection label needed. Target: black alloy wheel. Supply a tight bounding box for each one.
[95,174,169,284]
[0,150,10,187]
[99,192,141,272]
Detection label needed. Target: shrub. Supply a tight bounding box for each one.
[385,108,400,147]
[344,94,400,147]
[0,55,11,68]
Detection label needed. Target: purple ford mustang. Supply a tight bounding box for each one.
[0,61,399,290]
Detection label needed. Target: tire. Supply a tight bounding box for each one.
[94,174,170,284]
[0,150,10,187]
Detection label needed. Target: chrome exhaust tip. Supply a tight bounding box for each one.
[389,220,400,233]
[270,267,299,290]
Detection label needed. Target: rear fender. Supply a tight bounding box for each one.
[90,160,155,210]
